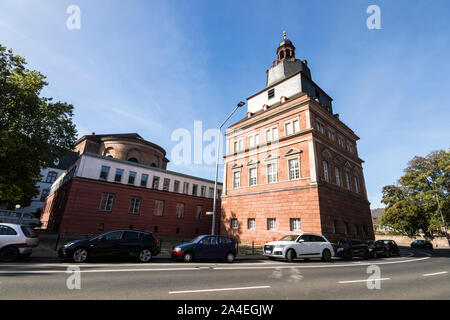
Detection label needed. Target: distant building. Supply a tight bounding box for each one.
[18,151,78,216]
[371,208,393,232]
[41,133,222,238]
[221,33,374,245]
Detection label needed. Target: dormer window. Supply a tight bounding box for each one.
[268,88,275,99]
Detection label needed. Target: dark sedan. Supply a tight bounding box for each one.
[366,240,389,258]
[378,239,400,256]
[171,235,237,263]
[411,239,433,249]
[58,229,160,263]
[335,239,370,260]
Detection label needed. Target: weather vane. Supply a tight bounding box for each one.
[283,31,286,39]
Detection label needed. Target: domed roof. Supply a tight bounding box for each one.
[279,39,293,47]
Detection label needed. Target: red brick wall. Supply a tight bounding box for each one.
[41,177,219,239]
[221,187,322,245]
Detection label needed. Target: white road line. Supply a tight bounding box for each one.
[169,285,271,294]
[0,267,200,274]
[339,278,390,284]
[423,271,448,277]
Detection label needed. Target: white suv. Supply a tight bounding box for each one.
[263,233,334,262]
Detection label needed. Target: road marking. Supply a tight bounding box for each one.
[0,267,200,274]
[339,278,390,284]
[169,285,271,294]
[423,271,448,277]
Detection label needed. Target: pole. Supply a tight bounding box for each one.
[211,101,245,235]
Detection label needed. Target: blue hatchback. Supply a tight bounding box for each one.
[171,235,237,263]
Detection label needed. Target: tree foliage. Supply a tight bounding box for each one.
[0,44,77,208]
[381,150,450,237]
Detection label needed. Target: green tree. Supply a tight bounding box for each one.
[381,149,450,237]
[0,44,77,208]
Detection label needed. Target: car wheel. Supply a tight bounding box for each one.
[0,246,19,262]
[286,249,296,262]
[72,248,89,263]
[321,249,332,262]
[225,252,235,263]
[138,249,152,263]
[183,251,194,263]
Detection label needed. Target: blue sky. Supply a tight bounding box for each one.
[1,0,449,209]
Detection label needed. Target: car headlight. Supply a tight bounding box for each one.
[173,247,182,251]
[369,248,373,251]
[337,248,343,252]
[275,245,286,249]
[64,242,75,248]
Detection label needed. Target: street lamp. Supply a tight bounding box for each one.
[211,101,246,235]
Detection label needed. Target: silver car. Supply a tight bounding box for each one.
[0,210,42,227]
[0,223,39,262]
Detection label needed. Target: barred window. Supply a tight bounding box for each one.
[290,218,301,231]
[176,203,184,219]
[153,200,164,216]
[99,193,115,212]
[267,218,276,230]
[248,218,255,229]
[128,197,141,215]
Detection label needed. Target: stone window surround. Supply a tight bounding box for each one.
[284,116,300,137]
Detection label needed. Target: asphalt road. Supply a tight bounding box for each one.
[0,247,448,300]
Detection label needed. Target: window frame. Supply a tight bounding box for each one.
[99,193,115,212]
[128,197,141,215]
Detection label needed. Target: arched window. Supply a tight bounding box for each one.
[128,158,138,163]
[323,161,329,182]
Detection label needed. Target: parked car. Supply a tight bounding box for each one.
[378,239,400,256]
[366,240,390,258]
[263,233,334,262]
[0,223,39,262]
[58,229,160,263]
[171,235,237,263]
[410,239,433,249]
[0,210,42,228]
[335,239,370,260]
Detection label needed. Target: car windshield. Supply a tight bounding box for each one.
[279,235,299,241]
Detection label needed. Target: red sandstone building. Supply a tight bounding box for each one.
[220,34,374,245]
[41,134,221,238]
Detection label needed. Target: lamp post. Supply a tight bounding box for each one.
[211,101,245,235]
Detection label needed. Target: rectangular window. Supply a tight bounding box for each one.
[345,171,351,189]
[288,158,300,180]
[152,176,160,189]
[176,203,184,219]
[338,136,345,148]
[267,163,277,183]
[248,218,255,230]
[344,222,349,235]
[196,205,203,220]
[231,218,238,230]
[285,122,293,136]
[183,182,189,194]
[128,197,141,214]
[201,186,206,197]
[290,218,301,231]
[99,193,115,211]
[174,180,180,193]
[100,166,110,180]
[335,167,341,186]
[267,218,276,230]
[323,161,329,182]
[192,184,198,196]
[141,174,149,187]
[266,127,278,142]
[153,200,164,216]
[332,220,337,234]
[268,88,275,99]
[114,169,123,183]
[233,171,241,188]
[209,187,214,198]
[354,176,360,193]
[163,178,170,191]
[249,167,257,186]
[316,121,325,134]
[46,171,58,183]
[128,172,136,185]
[354,224,359,236]
[248,135,254,148]
[293,120,300,133]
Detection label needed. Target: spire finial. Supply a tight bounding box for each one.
[283,31,286,40]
